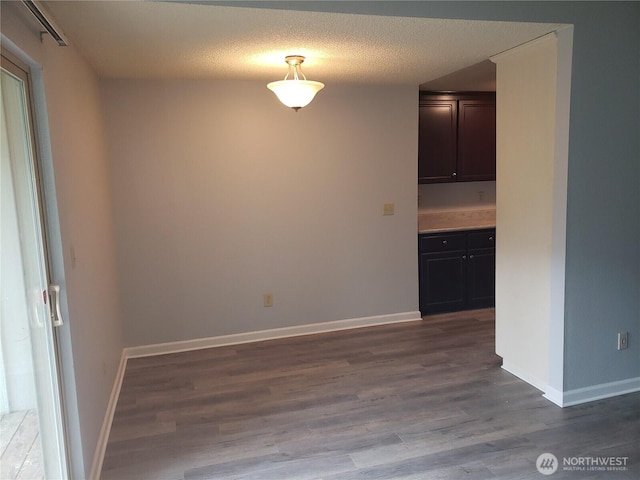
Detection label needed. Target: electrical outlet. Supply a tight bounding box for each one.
[478,191,485,201]
[263,293,273,307]
[617,332,629,350]
[383,203,395,216]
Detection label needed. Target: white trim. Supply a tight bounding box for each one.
[89,350,128,480]
[504,360,640,408]
[501,360,548,394]
[546,24,573,401]
[490,31,558,63]
[554,377,640,408]
[126,311,422,359]
[543,385,564,407]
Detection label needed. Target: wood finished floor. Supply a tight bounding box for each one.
[101,309,640,479]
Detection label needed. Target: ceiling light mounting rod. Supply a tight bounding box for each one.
[284,55,306,81]
[267,55,324,112]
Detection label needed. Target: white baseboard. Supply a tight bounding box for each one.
[501,360,548,394]
[89,350,128,480]
[502,360,640,408]
[554,377,640,407]
[542,385,564,407]
[126,311,422,359]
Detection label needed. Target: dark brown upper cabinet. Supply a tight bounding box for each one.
[418,92,496,184]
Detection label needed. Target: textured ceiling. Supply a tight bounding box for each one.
[42,1,561,87]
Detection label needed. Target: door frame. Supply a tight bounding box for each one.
[2,45,82,478]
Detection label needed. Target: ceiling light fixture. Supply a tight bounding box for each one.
[267,55,324,112]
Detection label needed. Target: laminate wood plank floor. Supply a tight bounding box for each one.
[101,309,640,479]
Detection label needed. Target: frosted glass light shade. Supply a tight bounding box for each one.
[267,79,325,111]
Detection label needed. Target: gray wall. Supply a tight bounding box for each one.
[101,79,419,346]
[242,1,640,391]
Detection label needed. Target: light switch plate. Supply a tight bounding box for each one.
[263,293,273,307]
[383,203,395,216]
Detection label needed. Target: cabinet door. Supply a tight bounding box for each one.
[419,251,466,314]
[467,248,495,308]
[418,99,457,183]
[457,99,496,182]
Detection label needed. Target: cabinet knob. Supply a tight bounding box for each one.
[452,172,457,178]
[462,255,467,260]
[469,255,474,259]
[442,240,448,245]
[489,236,494,242]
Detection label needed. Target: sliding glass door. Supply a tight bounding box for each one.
[1,54,68,479]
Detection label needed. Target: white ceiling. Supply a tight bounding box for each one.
[42,1,561,88]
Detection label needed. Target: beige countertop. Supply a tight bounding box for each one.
[418,209,496,234]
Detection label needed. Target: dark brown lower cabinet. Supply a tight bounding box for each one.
[419,229,495,315]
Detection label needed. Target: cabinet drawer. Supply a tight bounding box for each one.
[420,233,466,253]
[468,230,495,249]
